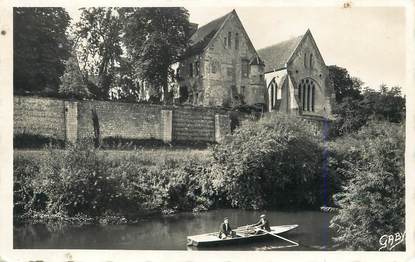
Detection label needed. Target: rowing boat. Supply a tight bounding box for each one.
[187,224,298,247]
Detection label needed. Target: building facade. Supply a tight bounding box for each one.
[178,11,334,118]
[257,29,335,117]
[177,10,266,108]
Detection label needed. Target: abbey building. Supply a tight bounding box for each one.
[177,10,334,118]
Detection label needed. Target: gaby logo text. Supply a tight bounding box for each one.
[378,232,405,251]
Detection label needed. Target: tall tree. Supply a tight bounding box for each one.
[110,58,142,102]
[14,8,71,94]
[59,52,92,99]
[121,7,192,103]
[75,8,123,100]
[329,65,365,135]
[328,65,363,103]
[360,85,405,123]
[328,65,405,135]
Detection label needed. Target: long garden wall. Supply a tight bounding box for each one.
[14,96,231,144]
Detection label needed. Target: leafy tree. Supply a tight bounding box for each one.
[328,65,363,103]
[330,121,405,250]
[329,65,405,135]
[110,58,141,102]
[333,85,405,135]
[121,7,193,103]
[75,8,123,100]
[360,85,405,123]
[14,8,71,94]
[59,52,92,99]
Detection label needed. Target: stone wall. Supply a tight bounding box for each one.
[14,96,231,145]
[172,107,216,142]
[77,100,162,141]
[64,101,78,143]
[14,96,66,140]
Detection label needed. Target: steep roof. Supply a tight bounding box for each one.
[186,11,233,55]
[257,34,304,73]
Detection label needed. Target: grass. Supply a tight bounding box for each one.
[101,137,216,150]
[103,148,211,166]
[14,147,211,167]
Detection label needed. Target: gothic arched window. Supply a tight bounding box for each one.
[269,80,278,110]
[298,78,317,112]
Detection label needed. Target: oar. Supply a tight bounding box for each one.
[256,228,299,246]
[234,225,256,233]
[236,224,255,230]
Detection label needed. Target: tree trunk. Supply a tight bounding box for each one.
[162,65,172,104]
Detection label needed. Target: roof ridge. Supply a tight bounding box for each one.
[186,10,235,56]
[257,34,305,73]
[258,35,304,51]
[192,10,233,34]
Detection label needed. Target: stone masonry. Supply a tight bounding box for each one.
[14,96,232,144]
[177,10,266,108]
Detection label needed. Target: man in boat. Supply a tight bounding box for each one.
[252,214,271,233]
[218,217,235,239]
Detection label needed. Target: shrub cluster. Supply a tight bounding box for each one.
[329,121,405,250]
[209,113,333,210]
[14,141,215,223]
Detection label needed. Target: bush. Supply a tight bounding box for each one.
[33,141,115,217]
[14,139,217,222]
[107,157,216,217]
[107,164,170,217]
[330,121,405,250]
[209,113,329,210]
[164,159,217,211]
[13,156,45,216]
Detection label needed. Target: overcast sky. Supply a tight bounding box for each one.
[66,5,407,92]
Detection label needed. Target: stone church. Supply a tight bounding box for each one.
[257,29,334,117]
[177,10,334,118]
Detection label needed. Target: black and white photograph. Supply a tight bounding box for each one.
[0,0,413,261]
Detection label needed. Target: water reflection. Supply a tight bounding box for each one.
[14,209,335,250]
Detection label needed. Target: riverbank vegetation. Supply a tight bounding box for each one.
[14,143,215,224]
[326,66,405,250]
[329,121,405,250]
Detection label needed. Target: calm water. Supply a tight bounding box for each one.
[14,209,337,250]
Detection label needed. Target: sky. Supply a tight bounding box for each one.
[66,5,407,92]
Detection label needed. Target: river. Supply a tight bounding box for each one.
[14,209,338,251]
